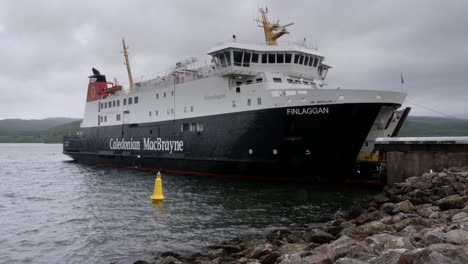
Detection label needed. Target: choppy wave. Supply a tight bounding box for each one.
[0,143,379,264]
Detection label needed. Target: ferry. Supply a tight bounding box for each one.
[64,9,409,181]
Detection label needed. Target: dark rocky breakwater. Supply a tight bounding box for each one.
[139,167,468,264]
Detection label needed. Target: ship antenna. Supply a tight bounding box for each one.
[256,7,294,46]
[122,38,134,93]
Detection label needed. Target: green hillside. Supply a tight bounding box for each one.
[398,116,468,137]
[0,118,81,143]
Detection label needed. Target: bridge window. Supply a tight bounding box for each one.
[123,98,127,105]
[273,77,282,83]
[233,51,243,66]
[294,54,299,64]
[313,57,319,67]
[252,53,259,63]
[268,53,276,63]
[213,55,221,66]
[277,53,284,63]
[285,53,292,63]
[308,56,313,66]
[323,68,328,77]
[261,53,267,63]
[224,51,231,66]
[128,97,133,105]
[243,52,251,67]
[304,57,309,66]
[219,53,227,67]
[298,55,304,65]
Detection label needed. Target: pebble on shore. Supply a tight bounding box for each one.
[139,167,468,264]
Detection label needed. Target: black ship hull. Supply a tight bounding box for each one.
[64,103,395,181]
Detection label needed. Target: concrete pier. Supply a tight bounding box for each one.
[375,137,468,184]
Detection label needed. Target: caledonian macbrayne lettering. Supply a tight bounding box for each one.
[286,107,329,115]
[109,138,184,153]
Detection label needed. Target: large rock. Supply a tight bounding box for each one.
[383,237,415,251]
[356,221,393,236]
[398,243,468,264]
[204,248,226,259]
[157,256,184,264]
[373,193,390,204]
[355,211,382,225]
[398,200,416,212]
[277,243,306,256]
[368,249,406,264]
[303,244,334,264]
[258,251,281,264]
[277,253,306,264]
[417,205,440,218]
[451,212,468,222]
[436,195,465,210]
[406,176,433,189]
[445,229,468,245]
[380,203,399,215]
[334,258,368,264]
[364,233,399,252]
[424,230,446,245]
[248,243,274,259]
[303,229,335,244]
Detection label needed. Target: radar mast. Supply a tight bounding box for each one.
[256,7,294,46]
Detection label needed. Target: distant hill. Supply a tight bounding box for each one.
[398,116,468,137]
[0,118,81,143]
[0,118,80,132]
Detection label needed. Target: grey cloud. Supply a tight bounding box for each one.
[0,0,467,119]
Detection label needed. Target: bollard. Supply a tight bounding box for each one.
[151,171,165,201]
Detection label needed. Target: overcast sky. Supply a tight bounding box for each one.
[0,0,467,119]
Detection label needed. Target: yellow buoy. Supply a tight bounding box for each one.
[151,171,165,201]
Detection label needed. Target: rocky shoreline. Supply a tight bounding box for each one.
[137,167,468,264]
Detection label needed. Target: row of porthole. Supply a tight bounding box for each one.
[338,95,382,101]
[249,149,278,155]
[248,149,312,155]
